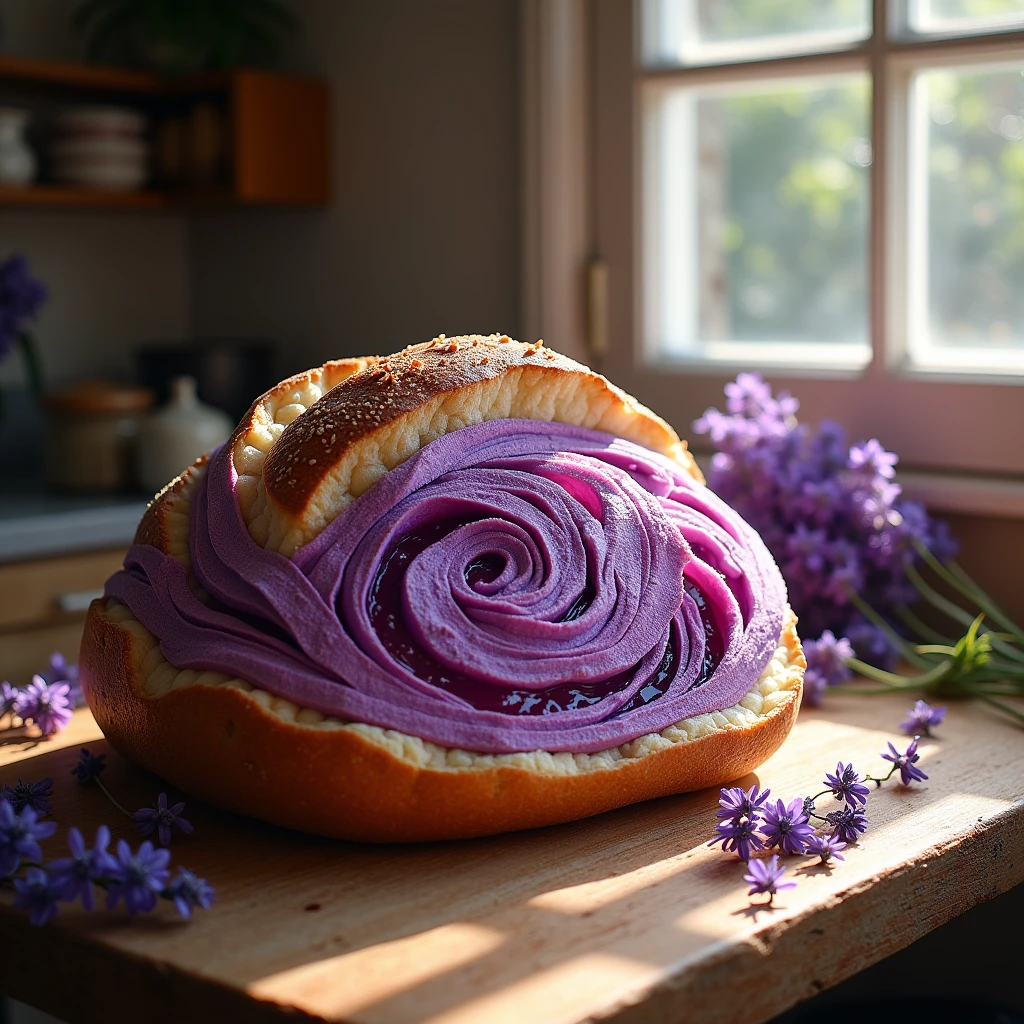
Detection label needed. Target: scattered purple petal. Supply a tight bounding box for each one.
[105,839,171,914]
[709,818,764,862]
[12,866,61,926]
[825,805,870,844]
[165,869,216,919]
[823,762,869,808]
[805,834,847,864]
[2,777,53,815]
[743,855,796,901]
[0,801,57,877]
[759,797,815,855]
[133,792,193,847]
[71,749,107,785]
[14,676,73,736]
[47,825,117,911]
[900,700,946,737]
[882,737,929,785]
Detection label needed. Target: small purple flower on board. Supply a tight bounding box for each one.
[709,818,764,862]
[71,749,107,785]
[14,677,73,736]
[805,834,847,864]
[0,802,57,877]
[743,855,796,904]
[882,738,929,785]
[12,866,61,926]
[759,797,815,855]
[716,784,770,825]
[823,762,869,808]
[825,806,869,844]
[47,826,117,911]
[105,839,171,915]
[133,793,194,848]
[1,777,53,815]
[900,700,946,737]
[0,681,18,718]
[166,869,216,920]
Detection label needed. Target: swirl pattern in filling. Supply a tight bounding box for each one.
[105,419,786,754]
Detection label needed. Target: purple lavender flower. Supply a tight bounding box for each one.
[743,854,796,902]
[166,869,216,919]
[47,825,117,911]
[709,818,764,861]
[0,681,18,718]
[12,867,61,926]
[15,676,73,736]
[759,797,815,854]
[805,834,847,864]
[802,668,828,708]
[882,738,929,785]
[40,652,82,707]
[847,439,898,482]
[823,762,869,808]
[0,801,57,877]
[900,700,946,737]
[825,806,869,844]
[803,632,854,689]
[692,375,955,664]
[2,777,53,815]
[105,839,171,914]
[71,748,107,784]
[0,254,48,362]
[716,784,770,825]
[133,793,193,847]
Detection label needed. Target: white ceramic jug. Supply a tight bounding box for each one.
[137,375,233,494]
[0,108,36,185]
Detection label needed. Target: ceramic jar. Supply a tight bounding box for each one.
[44,381,154,492]
[136,375,233,494]
[0,108,36,186]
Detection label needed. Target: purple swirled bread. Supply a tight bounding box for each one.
[81,335,804,841]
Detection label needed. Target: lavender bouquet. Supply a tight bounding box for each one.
[695,374,1024,725]
[0,253,48,407]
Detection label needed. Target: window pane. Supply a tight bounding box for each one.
[644,75,871,367]
[908,0,1024,37]
[643,0,871,66]
[908,65,1024,371]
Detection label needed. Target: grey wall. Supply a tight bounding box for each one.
[0,0,191,388]
[189,0,522,378]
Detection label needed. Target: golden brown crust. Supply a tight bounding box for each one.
[81,600,802,843]
[228,335,700,554]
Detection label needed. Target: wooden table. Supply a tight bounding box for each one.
[0,693,1021,1024]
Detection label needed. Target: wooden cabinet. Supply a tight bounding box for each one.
[0,56,329,209]
[0,548,125,685]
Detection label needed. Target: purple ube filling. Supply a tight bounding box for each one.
[105,419,787,754]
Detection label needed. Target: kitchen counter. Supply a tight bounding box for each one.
[0,486,148,563]
[0,692,1020,1024]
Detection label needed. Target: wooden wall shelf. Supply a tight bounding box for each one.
[0,56,329,209]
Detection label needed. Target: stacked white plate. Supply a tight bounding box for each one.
[51,107,149,190]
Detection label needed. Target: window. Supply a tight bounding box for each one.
[592,0,1024,480]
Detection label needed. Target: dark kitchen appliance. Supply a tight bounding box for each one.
[136,340,275,422]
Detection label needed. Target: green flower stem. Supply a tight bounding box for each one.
[915,541,1024,646]
[907,563,1024,665]
[864,764,899,788]
[897,604,952,646]
[844,656,952,691]
[16,331,44,399]
[93,776,133,821]
[848,592,935,670]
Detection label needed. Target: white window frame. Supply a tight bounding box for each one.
[522,0,1024,511]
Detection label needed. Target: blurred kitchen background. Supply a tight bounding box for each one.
[0,0,522,688]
